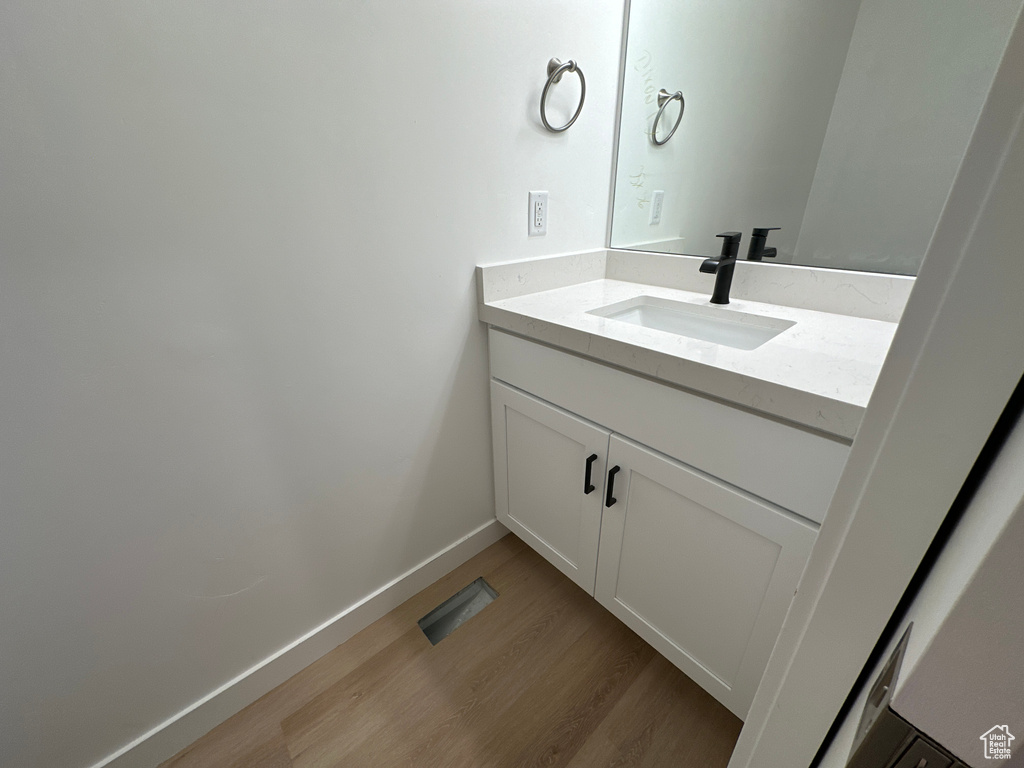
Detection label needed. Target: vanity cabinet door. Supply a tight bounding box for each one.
[595,435,817,718]
[491,381,610,594]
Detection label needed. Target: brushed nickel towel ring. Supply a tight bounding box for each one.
[652,89,684,145]
[541,58,586,133]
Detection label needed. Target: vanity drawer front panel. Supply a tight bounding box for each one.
[594,434,817,718]
[489,329,849,524]
[491,381,609,594]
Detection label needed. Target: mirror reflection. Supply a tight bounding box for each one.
[610,0,1020,275]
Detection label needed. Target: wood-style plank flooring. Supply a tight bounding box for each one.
[160,534,741,768]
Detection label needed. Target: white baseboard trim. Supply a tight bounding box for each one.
[90,518,509,768]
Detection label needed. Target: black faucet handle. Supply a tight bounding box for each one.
[716,231,742,259]
[748,227,780,261]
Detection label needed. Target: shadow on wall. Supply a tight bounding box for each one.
[286,293,497,612]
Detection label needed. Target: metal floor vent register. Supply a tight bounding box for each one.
[418,577,498,646]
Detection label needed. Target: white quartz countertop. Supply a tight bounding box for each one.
[478,258,902,440]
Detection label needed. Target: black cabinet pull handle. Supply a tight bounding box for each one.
[584,454,599,494]
[606,466,621,507]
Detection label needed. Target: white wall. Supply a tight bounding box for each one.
[819,409,1024,768]
[893,477,1024,764]
[0,3,624,766]
[794,0,1024,274]
[610,0,859,258]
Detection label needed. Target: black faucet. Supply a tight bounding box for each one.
[747,227,780,261]
[700,232,742,304]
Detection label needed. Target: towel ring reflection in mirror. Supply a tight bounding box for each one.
[652,89,684,145]
[541,58,586,133]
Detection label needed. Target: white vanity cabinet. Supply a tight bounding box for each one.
[488,329,850,719]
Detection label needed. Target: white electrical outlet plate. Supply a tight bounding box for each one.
[650,190,665,225]
[529,191,548,236]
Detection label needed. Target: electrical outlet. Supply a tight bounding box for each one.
[650,190,665,225]
[529,191,548,236]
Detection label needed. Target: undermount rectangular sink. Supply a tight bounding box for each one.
[587,296,795,350]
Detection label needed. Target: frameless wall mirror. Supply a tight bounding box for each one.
[610,0,1022,275]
